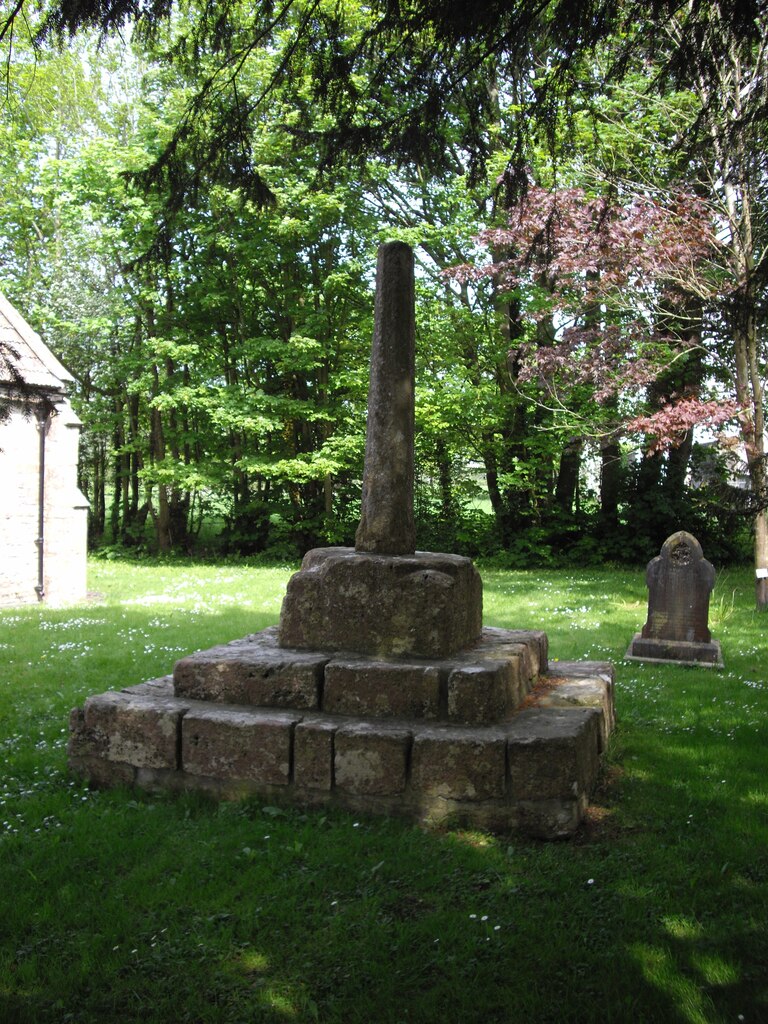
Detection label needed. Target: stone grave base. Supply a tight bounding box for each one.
[68,626,615,839]
[625,633,724,668]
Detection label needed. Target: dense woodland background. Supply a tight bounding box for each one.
[0,0,766,572]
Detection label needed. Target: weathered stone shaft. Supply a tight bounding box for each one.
[355,241,416,555]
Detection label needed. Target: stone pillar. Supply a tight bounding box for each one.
[278,241,483,658]
[355,241,416,555]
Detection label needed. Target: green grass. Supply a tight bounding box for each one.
[1,557,766,1023]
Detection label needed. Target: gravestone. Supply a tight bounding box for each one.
[626,531,723,667]
[68,241,616,838]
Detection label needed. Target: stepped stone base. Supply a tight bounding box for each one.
[173,625,546,726]
[68,626,615,839]
[278,547,483,657]
[625,633,723,668]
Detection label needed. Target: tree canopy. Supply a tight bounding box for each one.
[1,0,766,598]
[4,0,766,206]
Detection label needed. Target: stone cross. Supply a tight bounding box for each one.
[641,531,715,643]
[354,241,416,555]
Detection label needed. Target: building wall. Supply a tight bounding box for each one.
[0,397,88,608]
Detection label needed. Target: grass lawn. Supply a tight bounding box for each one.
[1,556,766,1023]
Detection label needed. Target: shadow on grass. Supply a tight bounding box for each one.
[1,578,766,1023]
[2,751,765,1024]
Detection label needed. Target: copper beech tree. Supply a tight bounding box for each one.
[447,182,766,578]
[448,184,740,425]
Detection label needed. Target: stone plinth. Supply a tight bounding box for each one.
[625,634,723,667]
[278,547,482,658]
[174,627,329,708]
[182,705,299,784]
[538,665,615,748]
[68,634,614,839]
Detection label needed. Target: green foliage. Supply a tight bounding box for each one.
[1,0,762,566]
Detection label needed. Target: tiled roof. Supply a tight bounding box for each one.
[0,292,73,392]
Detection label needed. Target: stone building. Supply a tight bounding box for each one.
[0,292,88,607]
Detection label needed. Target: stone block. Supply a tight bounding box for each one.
[68,706,137,787]
[410,726,507,801]
[70,754,137,789]
[517,798,586,839]
[81,690,187,770]
[538,674,615,747]
[506,707,601,802]
[441,626,550,723]
[323,658,440,718]
[278,547,482,657]
[475,626,549,679]
[122,676,174,697]
[334,721,412,796]
[446,663,516,725]
[68,705,94,755]
[174,627,328,707]
[294,716,338,791]
[550,659,614,684]
[625,634,723,668]
[182,706,301,784]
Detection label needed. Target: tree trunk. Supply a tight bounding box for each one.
[110,409,124,542]
[148,360,172,553]
[92,440,106,542]
[755,509,768,610]
[733,299,766,609]
[690,22,766,606]
[664,428,694,500]
[483,445,511,545]
[554,437,581,516]
[435,438,455,523]
[599,438,622,532]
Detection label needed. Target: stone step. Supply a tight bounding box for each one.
[69,660,613,839]
[539,661,615,748]
[172,626,548,727]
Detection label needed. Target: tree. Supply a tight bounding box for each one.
[3,0,765,567]
[0,9,106,397]
[1,2,384,554]
[669,3,768,608]
[2,0,761,219]
[448,186,736,497]
[560,4,768,600]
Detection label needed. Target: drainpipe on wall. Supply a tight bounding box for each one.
[35,405,50,602]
